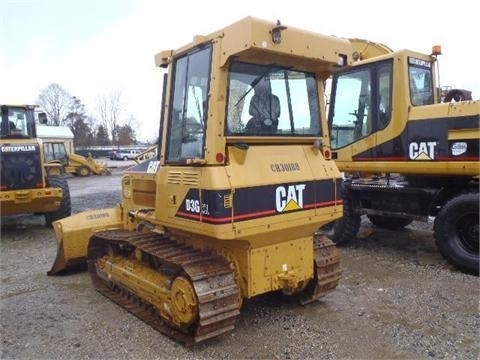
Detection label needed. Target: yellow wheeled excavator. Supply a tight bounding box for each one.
[325,39,479,275]
[48,17,352,343]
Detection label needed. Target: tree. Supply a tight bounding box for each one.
[96,90,124,145]
[95,125,110,146]
[117,124,136,145]
[65,96,93,146]
[72,117,94,147]
[64,96,86,130]
[37,83,72,126]
[116,114,138,145]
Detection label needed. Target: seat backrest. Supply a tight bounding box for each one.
[249,93,280,121]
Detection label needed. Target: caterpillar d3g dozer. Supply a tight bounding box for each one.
[1,105,71,226]
[326,39,479,275]
[48,17,351,343]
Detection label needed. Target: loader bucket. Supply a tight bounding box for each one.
[48,205,123,275]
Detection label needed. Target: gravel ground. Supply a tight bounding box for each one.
[1,166,478,360]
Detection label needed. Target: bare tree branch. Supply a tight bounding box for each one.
[37,83,72,126]
[95,90,124,145]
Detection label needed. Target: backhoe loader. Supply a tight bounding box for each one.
[43,141,110,176]
[48,17,350,343]
[326,40,479,275]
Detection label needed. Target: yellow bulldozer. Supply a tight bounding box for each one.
[43,141,110,176]
[0,105,71,226]
[48,17,351,343]
[325,39,479,275]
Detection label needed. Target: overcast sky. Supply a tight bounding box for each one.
[1,0,479,141]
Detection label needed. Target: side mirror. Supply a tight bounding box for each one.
[38,112,48,124]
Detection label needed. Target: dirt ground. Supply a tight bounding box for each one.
[1,165,478,360]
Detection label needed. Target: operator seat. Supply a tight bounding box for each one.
[245,93,281,134]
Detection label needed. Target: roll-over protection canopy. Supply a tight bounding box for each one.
[155,16,353,73]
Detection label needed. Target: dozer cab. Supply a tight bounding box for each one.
[48,17,351,343]
[0,105,71,226]
[326,40,479,274]
[43,141,110,176]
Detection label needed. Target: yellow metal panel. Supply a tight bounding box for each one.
[336,160,479,176]
[0,187,62,215]
[449,128,480,140]
[218,17,353,70]
[131,178,156,208]
[249,237,313,296]
[155,17,352,72]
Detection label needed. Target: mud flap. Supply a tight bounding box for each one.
[47,205,124,275]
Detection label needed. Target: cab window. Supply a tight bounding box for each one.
[166,45,211,162]
[408,57,434,106]
[329,69,372,148]
[225,62,320,136]
[1,107,30,137]
[329,60,393,149]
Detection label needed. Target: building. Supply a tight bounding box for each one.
[36,125,75,154]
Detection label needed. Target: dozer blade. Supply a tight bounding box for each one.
[48,205,123,275]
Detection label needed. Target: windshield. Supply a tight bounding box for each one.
[408,57,434,106]
[0,106,32,138]
[225,62,321,136]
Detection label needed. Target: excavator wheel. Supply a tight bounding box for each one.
[367,215,413,230]
[44,176,72,226]
[76,165,91,177]
[433,193,479,275]
[323,192,360,246]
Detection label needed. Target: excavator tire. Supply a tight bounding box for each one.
[44,176,71,227]
[433,193,479,275]
[324,193,360,246]
[367,215,413,230]
[87,230,242,344]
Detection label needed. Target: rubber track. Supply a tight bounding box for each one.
[87,230,241,344]
[299,233,342,304]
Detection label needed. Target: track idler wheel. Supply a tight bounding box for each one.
[171,276,198,326]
